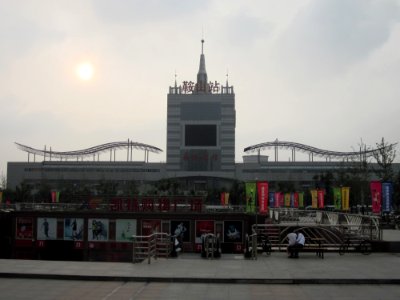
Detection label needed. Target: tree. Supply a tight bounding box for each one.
[15,182,32,202]
[33,182,52,203]
[346,139,373,207]
[0,172,6,190]
[373,137,396,182]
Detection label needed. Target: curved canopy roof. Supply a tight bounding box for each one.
[244,140,396,160]
[15,141,162,160]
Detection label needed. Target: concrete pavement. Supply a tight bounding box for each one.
[1,243,400,299]
[1,251,400,284]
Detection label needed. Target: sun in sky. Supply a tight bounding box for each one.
[76,62,94,81]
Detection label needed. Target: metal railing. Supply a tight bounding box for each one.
[269,208,381,240]
[251,222,381,255]
[244,232,258,260]
[132,232,172,264]
[2,201,246,214]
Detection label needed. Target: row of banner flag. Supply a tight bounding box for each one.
[0,191,60,204]
[0,182,393,214]
[238,181,394,214]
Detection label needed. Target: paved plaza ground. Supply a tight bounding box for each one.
[1,229,400,299]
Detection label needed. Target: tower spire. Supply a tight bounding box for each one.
[174,71,177,88]
[196,39,208,93]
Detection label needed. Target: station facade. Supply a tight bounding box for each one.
[7,41,380,193]
[2,41,397,262]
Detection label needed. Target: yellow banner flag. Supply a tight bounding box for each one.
[224,192,229,205]
[311,189,318,209]
[341,187,350,211]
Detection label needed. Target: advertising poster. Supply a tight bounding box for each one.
[141,219,161,236]
[311,190,318,209]
[171,220,190,242]
[257,181,269,214]
[370,181,382,214]
[333,187,342,210]
[224,220,242,243]
[215,222,224,241]
[116,219,137,242]
[195,220,214,243]
[64,218,84,241]
[245,182,256,213]
[317,190,325,209]
[16,217,33,239]
[341,187,350,211]
[37,218,57,240]
[88,218,109,241]
[382,182,393,213]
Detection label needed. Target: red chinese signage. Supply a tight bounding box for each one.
[182,151,218,161]
[181,81,220,94]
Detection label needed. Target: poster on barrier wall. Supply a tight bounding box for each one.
[16,217,33,239]
[116,219,137,242]
[37,218,57,240]
[64,218,84,241]
[88,218,109,241]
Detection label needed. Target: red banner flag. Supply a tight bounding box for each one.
[317,190,324,209]
[370,181,382,214]
[51,191,56,203]
[220,192,229,206]
[220,192,225,206]
[274,192,282,208]
[257,182,269,214]
[294,192,299,208]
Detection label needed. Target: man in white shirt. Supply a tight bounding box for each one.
[287,232,305,258]
[287,232,297,258]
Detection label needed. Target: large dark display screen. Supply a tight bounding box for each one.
[185,125,217,146]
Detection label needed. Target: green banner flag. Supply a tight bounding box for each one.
[245,182,256,213]
[298,192,304,208]
[333,187,341,210]
[284,193,291,207]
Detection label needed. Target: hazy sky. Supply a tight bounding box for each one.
[1,0,400,177]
